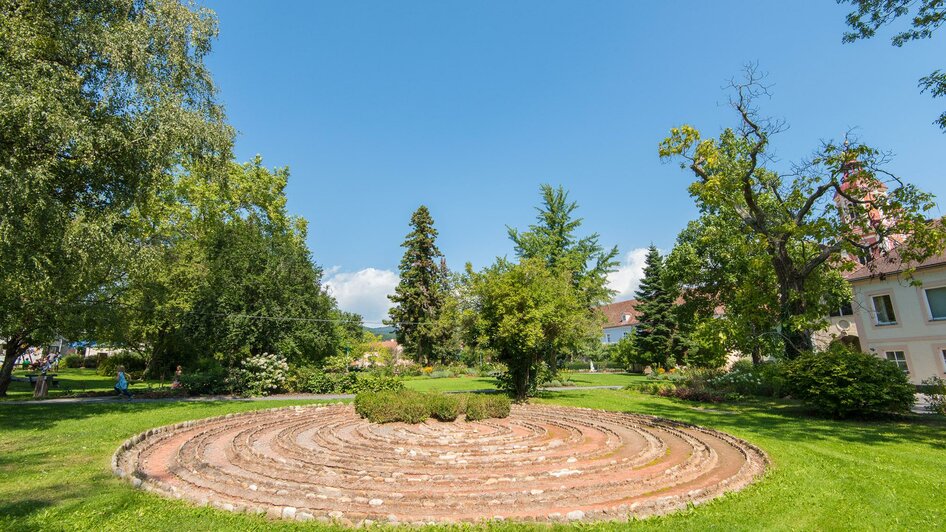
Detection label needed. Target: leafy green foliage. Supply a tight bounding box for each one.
[97,353,147,377]
[0,0,232,395]
[470,258,597,401]
[840,0,946,129]
[388,206,450,364]
[464,394,512,421]
[237,353,289,397]
[507,185,619,309]
[428,393,463,421]
[354,391,511,423]
[785,344,916,418]
[62,355,83,369]
[660,67,945,357]
[178,367,237,396]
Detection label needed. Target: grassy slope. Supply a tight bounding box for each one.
[1,390,944,531]
[2,368,164,402]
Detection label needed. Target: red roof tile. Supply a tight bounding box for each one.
[597,299,640,328]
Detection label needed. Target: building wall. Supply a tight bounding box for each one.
[602,325,635,345]
[851,264,946,384]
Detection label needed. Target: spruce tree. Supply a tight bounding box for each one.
[631,246,678,368]
[387,206,447,365]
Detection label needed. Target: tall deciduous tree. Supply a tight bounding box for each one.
[0,0,231,394]
[508,185,619,308]
[471,258,594,401]
[660,67,945,358]
[388,206,448,365]
[839,0,946,130]
[630,246,679,368]
[109,158,343,375]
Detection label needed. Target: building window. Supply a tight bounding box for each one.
[605,333,611,343]
[872,294,897,325]
[885,351,908,372]
[829,302,854,317]
[925,287,946,321]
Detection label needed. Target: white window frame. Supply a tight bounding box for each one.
[885,350,909,373]
[872,294,897,325]
[923,286,946,321]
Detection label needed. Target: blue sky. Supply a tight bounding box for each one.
[202,1,945,323]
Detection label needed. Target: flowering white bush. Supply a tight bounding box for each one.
[239,352,289,396]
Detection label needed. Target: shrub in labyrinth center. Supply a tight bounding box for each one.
[355,391,511,423]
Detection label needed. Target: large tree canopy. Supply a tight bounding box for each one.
[508,185,618,309]
[0,0,232,394]
[660,67,945,358]
[470,258,595,401]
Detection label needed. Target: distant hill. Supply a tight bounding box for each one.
[365,326,396,340]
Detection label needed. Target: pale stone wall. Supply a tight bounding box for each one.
[849,264,946,384]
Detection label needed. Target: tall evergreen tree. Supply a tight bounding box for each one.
[388,206,447,364]
[631,246,679,368]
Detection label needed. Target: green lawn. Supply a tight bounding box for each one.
[403,375,500,392]
[2,368,164,402]
[1,389,944,530]
[403,372,645,393]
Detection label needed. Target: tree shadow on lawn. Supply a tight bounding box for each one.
[537,390,946,451]
[0,399,279,433]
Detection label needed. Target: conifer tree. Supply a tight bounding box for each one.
[631,246,679,368]
[387,206,447,364]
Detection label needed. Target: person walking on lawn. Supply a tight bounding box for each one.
[115,366,133,400]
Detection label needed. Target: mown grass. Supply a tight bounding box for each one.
[1,389,943,530]
[2,368,164,402]
[402,371,645,393]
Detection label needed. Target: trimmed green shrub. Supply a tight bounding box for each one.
[355,390,428,423]
[785,345,916,418]
[179,367,237,396]
[287,368,403,394]
[82,353,105,369]
[353,373,404,393]
[97,352,146,376]
[354,391,511,423]
[428,394,462,421]
[62,354,83,368]
[465,394,511,421]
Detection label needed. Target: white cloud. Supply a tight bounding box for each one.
[324,267,399,325]
[607,248,650,301]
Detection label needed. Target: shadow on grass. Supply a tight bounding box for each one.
[539,389,946,450]
[0,400,249,432]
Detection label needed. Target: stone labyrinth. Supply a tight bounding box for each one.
[113,403,767,525]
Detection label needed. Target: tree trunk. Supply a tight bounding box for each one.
[0,335,26,396]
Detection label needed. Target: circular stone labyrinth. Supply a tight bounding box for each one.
[113,403,767,525]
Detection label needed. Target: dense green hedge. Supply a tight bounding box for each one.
[785,345,915,418]
[287,368,404,394]
[97,352,146,377]
[354,391,511,424]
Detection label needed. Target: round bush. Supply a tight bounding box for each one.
[62,354,83,369]
[428,394,462,421]
[785,345,915,418]
[97,352,146,376]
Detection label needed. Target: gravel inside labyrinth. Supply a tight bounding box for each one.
[113,403,767,525]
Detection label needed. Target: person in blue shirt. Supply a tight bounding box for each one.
[115,365,133,400]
